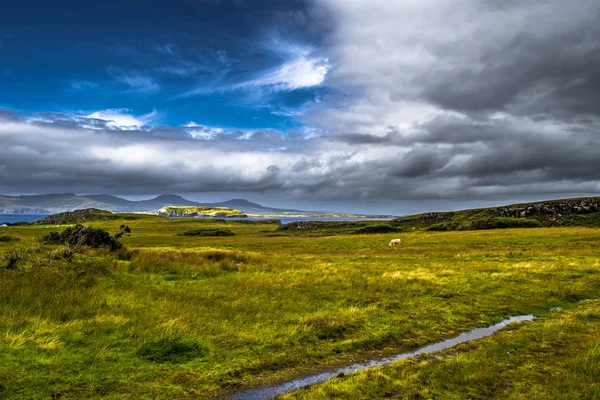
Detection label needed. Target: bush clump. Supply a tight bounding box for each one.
[0,235,19,243]
[137,338,208,363]
[2,246,28,270]
[179,228,235,237]
[43,224,122,250]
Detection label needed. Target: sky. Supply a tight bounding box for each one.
[1,0,599,214]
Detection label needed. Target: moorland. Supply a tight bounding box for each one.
[0,201,599,399]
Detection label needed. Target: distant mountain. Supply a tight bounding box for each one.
[136,194,200,209]
[198,199,305,214]
[0,193,104,214]
[0,193,341,216]
[85,194,136,207]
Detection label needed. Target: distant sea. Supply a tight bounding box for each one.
[0,214,390,225]
[229,217,392,224]
[0,214,48,224]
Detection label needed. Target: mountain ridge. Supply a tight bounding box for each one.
[0,193,322,215]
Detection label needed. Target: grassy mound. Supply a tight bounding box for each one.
[33,209,146,225]
[391,196,600,231]
[34,208,123,225]
[179,228,236,237]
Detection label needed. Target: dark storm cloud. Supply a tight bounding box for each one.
[422,27,600,119]
[292,157,323,172]
[292,0,600,201]
[326,133,393,145]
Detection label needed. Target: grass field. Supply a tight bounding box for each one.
[282,300,600,400]
[0,215,599,399]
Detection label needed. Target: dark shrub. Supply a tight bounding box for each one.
[137,338,208,363]
[0,235,19,243]
[179,228,235,237]
[201,250,248,262]
[43,224,122,250]
[2,246,28,270]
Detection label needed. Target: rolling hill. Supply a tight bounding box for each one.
[389,196,600,230]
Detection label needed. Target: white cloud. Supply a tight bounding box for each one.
[245,56,330,91]
[107,68,160,94]
[183,122,225,140]
[118,74,160,93]
[87,109,159,130]
[69,80,99,91]
[176,37,330,99]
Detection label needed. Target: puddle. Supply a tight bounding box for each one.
[229,315,534,400]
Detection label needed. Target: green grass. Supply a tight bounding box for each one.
[0,214,599,398]
[425,216,543,231]
[282,300,600,400]
[352,224,405,234]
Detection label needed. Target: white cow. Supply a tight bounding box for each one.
[389,238,402,247]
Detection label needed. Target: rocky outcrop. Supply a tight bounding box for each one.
[417,212,455,222]
[158,206,247,218]
[488,198,600,218]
